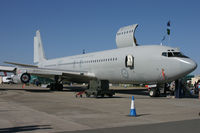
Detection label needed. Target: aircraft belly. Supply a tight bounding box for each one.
[94,67,121,81]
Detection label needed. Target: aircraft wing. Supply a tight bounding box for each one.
[0,65,16,73]
[2,61,96,83]
[17,67,96,83]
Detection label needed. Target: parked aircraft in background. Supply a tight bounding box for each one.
[0,24,197,97]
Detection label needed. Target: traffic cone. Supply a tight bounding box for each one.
[22,84,26,89]
[130,96,136,117]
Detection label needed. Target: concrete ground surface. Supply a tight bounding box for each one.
[65,119,200,133]
[0,84,200,133]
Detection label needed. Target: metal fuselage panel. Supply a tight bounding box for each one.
[38,45,196,84]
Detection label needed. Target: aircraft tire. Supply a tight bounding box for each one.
[149,88,157,97]
[58,84,63,91]
[156,90,160,97]
[108,94,113,97]
[50,83,56,91]
[50,83,63,91]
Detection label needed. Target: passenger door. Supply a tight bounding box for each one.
[125,55,134,69]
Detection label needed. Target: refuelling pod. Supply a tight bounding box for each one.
[116,24,138,48]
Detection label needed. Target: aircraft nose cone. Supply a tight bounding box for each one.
[179,58,197,74]
[188,59,197,71]
[191,60,197,70]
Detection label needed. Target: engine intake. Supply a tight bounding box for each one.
[20,73,31,83]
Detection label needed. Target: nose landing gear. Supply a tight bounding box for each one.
[149,87,160,97]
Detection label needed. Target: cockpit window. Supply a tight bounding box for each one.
[162,52,167,57]
[168,52,173,57]
[162,52,188,58]
[173,52,188,58]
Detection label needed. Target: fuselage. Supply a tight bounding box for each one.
[38,45,197,84]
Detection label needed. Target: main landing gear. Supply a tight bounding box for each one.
[49,76,63,91]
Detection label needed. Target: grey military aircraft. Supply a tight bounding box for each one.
[0,24,197,97]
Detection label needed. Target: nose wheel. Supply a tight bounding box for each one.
[149,87,160,97]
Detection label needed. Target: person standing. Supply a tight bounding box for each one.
[198,81,200,99]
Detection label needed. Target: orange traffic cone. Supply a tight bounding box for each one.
[22,84,26,88]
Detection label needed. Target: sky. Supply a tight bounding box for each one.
[0,0,199,75]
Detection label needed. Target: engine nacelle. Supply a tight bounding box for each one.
[20,73,31,83]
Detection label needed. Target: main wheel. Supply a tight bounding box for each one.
[149,88,157,97]
[58,84,63,91]
[50,83,56,91]
[156,90,160,97]
[108,94,113,97]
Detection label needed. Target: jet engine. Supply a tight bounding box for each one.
[20,73,31,83]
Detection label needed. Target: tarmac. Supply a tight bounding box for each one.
[0,84,200,133]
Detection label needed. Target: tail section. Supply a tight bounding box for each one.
[34,30,46,64]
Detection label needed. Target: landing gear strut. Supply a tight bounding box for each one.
[49,76,63,91]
